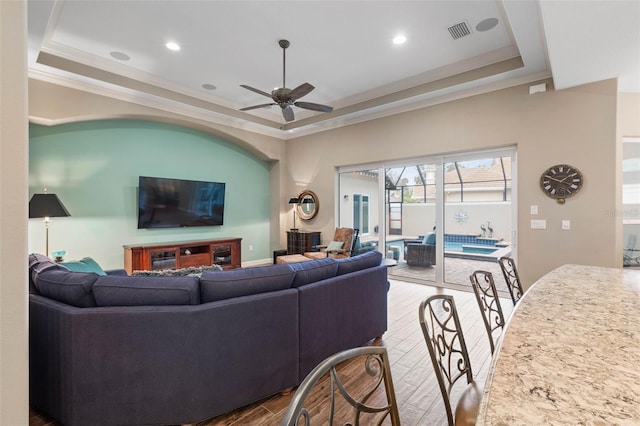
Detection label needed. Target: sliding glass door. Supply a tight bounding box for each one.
[442,152,514,290]
[384,163,438,283]
[338,147,516,292]
[623,137,640,267]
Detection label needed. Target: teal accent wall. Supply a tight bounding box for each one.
[29,120,271,269]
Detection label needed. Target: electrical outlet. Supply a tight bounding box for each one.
[249,245,253,251]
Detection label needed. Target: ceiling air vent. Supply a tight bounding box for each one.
[448,21,471,40]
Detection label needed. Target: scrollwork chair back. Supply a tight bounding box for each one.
[279,346,401,426]
[498,256,524,305]
[419,295,476,426]
[470,270,506,354]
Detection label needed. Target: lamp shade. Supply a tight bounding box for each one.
[288,197,301,204]
[29,193,71,218]
[301,198,313,204]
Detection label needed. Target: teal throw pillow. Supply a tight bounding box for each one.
[60,257,107,276]
[327,240,345,251]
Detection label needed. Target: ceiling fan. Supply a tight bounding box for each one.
[240,39,333,122]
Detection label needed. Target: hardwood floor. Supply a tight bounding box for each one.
[29,279,513,426]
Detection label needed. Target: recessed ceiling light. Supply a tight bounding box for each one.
[165,41,181,51]
[110,51,130,61]
[202,84,216,91]
[476,17,499,32]
[393,35,407,45]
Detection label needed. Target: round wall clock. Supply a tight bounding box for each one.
[539,164,583,204]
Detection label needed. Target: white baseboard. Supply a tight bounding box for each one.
[241,258,272,268]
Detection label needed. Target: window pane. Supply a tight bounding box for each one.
[444,157,511,202]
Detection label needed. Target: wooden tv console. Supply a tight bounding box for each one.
[123,238,242,274]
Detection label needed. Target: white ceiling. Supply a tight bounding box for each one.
[27,0,640,139]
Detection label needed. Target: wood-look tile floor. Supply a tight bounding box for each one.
[30,279,513,426]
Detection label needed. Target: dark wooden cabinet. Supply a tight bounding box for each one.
[287,231,321,254]
[123,238,242,274]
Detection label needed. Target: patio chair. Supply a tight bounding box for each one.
[279,346,401,426]
[304,227,358,259]
[404,231,436,267]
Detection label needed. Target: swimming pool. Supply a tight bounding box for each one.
[389,234,511,262]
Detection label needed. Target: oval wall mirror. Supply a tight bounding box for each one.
[296,190,319,221]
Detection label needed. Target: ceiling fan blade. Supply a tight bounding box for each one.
[240,103,276,111]
[294,101,334,113]
[240,85,273,98]
[289,83,315,100]
[282,105,295,122]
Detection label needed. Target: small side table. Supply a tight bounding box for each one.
[383,258,398,267]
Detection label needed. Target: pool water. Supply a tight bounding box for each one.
[444,242,498,254]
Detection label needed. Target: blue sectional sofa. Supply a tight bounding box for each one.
[28,250,388,426]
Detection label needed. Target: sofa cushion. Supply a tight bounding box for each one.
[290,257,338,288]
[336,250,383,276]
[35,270,98,307]
[59,257,107,275]
[200,264,295,303]
[28,253,70,294]
[93,275,201,306]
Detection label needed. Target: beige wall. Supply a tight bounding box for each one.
[618,93,640,136]
[286,79,620,287]
[0,0,29,423]
[27,78,632,290]
[23,76,640,285]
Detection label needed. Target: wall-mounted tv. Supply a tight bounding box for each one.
[137,176,225,229]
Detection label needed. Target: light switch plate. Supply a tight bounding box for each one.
[530,219,547,229]
[530,205,538,215]
[562,220,571,230]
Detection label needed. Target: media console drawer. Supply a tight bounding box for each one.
[179,253,211,268]
[123,238,242,274]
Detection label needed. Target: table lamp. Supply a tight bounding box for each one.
[288,197,300,231]
[29,189,71,257]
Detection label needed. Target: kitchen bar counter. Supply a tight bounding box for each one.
[477,264,640,425]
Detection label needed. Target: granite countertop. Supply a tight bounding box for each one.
[477,264,640,425]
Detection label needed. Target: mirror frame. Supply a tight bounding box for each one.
[296,190,319,221]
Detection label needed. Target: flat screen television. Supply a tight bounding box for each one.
[137,176,225,229]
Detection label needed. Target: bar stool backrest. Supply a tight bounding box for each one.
[279,346,401,426]
[470,270,506,354]
[498,256,524,305]
[419,295,474,426]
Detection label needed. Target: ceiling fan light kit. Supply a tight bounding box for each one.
[240,39,333,122]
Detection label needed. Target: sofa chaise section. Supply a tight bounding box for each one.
[292,251,389,378]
